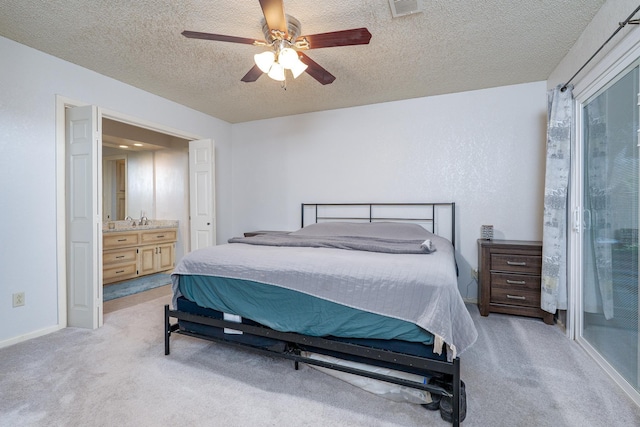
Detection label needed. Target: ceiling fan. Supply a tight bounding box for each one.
[182,0,372,86]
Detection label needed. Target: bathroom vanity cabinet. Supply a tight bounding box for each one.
[103,227,177,285]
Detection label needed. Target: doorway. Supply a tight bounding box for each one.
[100,119,191,313]
[56,96,212,329]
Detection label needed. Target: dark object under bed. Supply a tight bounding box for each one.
[164,203,473,426]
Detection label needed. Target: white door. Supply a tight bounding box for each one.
[66,105,103,329]
[189,139,216,250]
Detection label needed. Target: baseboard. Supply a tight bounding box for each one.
[0,324,63,349]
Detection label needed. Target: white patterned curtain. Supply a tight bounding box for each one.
[541,84,573,314]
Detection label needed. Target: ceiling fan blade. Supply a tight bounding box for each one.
[259,0,288,37]
[241,64,263,83]
[298,52,335,85]
[182,30,259,45]
[296,28,372,49]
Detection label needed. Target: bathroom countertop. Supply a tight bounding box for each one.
[103,219,178,233]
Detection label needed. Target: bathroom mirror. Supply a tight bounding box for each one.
[101,118,190,222]
[103,155,127,221]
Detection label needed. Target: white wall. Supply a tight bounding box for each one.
[0,36,232,345]
[232,81,548,301]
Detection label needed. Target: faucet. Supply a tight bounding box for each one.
[124,215,136,226]
[140,215,148,226]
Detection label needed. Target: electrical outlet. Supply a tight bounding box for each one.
[12,292,25,307]
[471,268,478,281]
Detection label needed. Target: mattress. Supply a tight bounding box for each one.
[178,275,436,344]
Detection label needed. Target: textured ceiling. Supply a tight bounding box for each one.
[0,0,606,123]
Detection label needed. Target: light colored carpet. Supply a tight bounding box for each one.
[2,290,640,426]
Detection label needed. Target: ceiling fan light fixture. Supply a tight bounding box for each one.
[267,62,286,81]
[278,47,299,69]
[290,59,308,79]
[254,51,275,73]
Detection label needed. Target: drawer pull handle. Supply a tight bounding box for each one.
[116,270,125,274]
[117,239,127,242]
[506,294,526,300]
[506,280,526,285]
[506,261,527,266]
[156,235,165,238]
[115,255,125,259]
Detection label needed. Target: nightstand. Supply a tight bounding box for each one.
[478,239,553,325]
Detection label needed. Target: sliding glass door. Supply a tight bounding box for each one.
[580,63,639,392]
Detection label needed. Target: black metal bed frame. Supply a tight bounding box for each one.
[164,202,462,426]
[301,202,455,247]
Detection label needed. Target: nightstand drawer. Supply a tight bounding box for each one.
[490,272,540,291]
[491,287,541,307]
[491,254,541,275]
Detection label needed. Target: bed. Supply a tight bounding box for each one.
[164,202,477,426]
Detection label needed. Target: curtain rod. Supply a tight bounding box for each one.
[560,5,640,92]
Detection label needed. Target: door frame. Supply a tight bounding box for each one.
[55,95,206,328]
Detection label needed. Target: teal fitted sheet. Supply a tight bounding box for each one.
[177,274,434,346]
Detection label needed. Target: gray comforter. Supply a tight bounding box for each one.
[228,234,432,254]
[172,222,477,359]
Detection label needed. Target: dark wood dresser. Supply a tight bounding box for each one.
[478,239,553,324]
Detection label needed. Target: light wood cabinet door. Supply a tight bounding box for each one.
[138,243,175,276]
[156,243,175,271]
[139,246,157,276]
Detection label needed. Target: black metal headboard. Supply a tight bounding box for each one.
[301,202,456,247]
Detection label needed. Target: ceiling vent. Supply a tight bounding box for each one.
[388,0,424,18]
